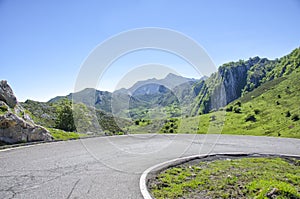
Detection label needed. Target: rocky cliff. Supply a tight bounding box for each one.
[191,47,300,115]
[0,80,53,144]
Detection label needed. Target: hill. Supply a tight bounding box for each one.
[172,65,300,138]
[191,47,300,115]
[21,47,300,139]
[22,98,131,136]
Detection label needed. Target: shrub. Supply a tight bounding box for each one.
[254,109,260,115]
[135,120,140,125]
[226,106,233,112]
[245,115,256,122]
[291,114,299,121]
[276,101,280,105]
[210,115,216,121]
[277,94,281,98]
[233,107,241,113]
[0,105,8,112]
[286,111,291,117]
[235,101,242,107]
[55,99,76,132]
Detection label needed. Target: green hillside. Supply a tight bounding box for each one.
[191,47,300,115]
[21,48,300,139]
[173,67,300,138]
[22,98,131,138]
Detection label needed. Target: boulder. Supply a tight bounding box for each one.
[0,113,53,143]
[0,80,53,144]
[0,80,17,108]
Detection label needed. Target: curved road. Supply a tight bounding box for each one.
[1,134,299,198]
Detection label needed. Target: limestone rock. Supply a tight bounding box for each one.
[0,80,53,144]
[0,80,17,108]
[0,113,53,143]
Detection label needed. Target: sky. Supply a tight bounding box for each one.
[1,0,300,102]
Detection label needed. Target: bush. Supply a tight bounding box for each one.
[245,115,256,122]
[55,99,76,132]
[235,101,242,107]
[226,106,233,112]
[291,114,299,121]
[254,109,260,115]
[233,107,241,113]
[0,105,8,112]
[210,115,216,121]
[286,111,291,117]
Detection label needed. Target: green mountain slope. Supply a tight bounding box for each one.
[175,66,300,138]
[22,99,130,135]
[191,47,300,115]
[21,48,299,139]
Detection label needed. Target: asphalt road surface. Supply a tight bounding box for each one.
[1,134,299,199]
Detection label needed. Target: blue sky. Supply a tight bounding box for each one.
[1,0,300,102]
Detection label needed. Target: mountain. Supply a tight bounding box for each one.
[49,88,113,113]
[175,63,300,138]
[48,73,202,119]
[191,47,300,115]
[127,73,198,95]
[46,47,299,119]
[19,47,299,138]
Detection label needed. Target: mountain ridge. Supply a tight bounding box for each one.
[45,47,300,119]
[18,47,300,138]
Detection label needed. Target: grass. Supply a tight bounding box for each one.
[0,104,8,115]
[149,157,300,199]
[47,128,87,141]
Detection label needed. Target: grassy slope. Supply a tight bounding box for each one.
[47,128,87,141]
[171,68,300,138]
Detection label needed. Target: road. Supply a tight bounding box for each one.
[1,134,299,199]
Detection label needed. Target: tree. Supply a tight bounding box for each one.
[55,99,76,132]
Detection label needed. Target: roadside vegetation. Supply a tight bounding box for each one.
[21,98,130,139]
[149,157,300,199]
[47,128,87,141]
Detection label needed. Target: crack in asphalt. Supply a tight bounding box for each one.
[0,160,101,198]
[66,179,81,199]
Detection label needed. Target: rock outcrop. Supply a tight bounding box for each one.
[0,80,17,108]
[0,80,53,144]
[191,47,300,115]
